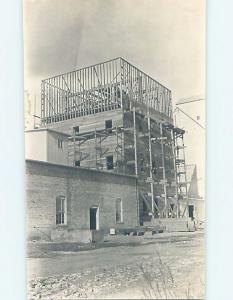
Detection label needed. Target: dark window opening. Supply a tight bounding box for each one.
[138,123,143,132]
[140,158,144,172]
[74,126,79,135]
[75,160,80,167]
[105,120,112,130]
[106,156,114,170]
[188,205,194,219]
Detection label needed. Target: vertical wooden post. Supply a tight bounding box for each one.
[116,126,119,174]
[120,58,123,110]
[148,116,154,218]
[133,107,138,176]
[171,128,179,218]
[94,128,97,168]
[41,81,44,124]
[182,133,189,217]
[160,123,168,218]
[73,128,76,167]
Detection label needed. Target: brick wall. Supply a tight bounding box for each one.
[26,160,139,240]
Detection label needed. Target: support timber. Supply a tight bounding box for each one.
[41,58,172,125]
[40,58,189,222]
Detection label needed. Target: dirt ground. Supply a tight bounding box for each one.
[27,231,205,299]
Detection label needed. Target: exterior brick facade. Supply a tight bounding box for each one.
[26,160,139,241]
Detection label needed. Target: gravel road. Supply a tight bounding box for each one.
[27,231,204,299]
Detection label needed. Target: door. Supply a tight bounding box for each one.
[90,207,97,230]
[188,205,194,219]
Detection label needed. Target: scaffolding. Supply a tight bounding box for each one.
[125,109,182,220]
[138,120,188,220]
[67,126,124,171]
[173,127,188,217]
[65,105,187,220]
[41,57,172,125]
[42,57,188,220]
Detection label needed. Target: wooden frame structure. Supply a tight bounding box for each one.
[65,111,188,220]
[173,127,189,217]
[67,126,124,172]
[41,58,190,220]
[41,57,172,125]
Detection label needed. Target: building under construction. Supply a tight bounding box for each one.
[42,58,191,219]
[26,58,200,240]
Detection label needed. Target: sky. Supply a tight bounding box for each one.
[24,0,205,104]
[24,0,205,196]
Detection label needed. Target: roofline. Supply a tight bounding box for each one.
[42,57,122,81]
[25,159,138,180]
[42,57,171,92]
[25,128,70,137]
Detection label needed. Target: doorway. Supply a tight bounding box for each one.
[90,207,99,230]
[188,205,194,219]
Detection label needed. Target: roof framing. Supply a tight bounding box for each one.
[41,57,172,125]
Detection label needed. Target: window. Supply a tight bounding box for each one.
[106,155,114,170]
[58,139,63,149]
[75,160,80,167]
[105,119,112,130]
[56,196,66,225]
[74,126,79,135]
[138,123,143,132]
[140,158,144,172]
[116,198,123,223]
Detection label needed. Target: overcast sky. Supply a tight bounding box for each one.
[24,0,205,105]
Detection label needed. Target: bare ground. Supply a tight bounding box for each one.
[27,231,204,299]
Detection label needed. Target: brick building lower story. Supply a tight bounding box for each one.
[26,160,139,242]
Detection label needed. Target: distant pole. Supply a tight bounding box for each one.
[34,94,36,129]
